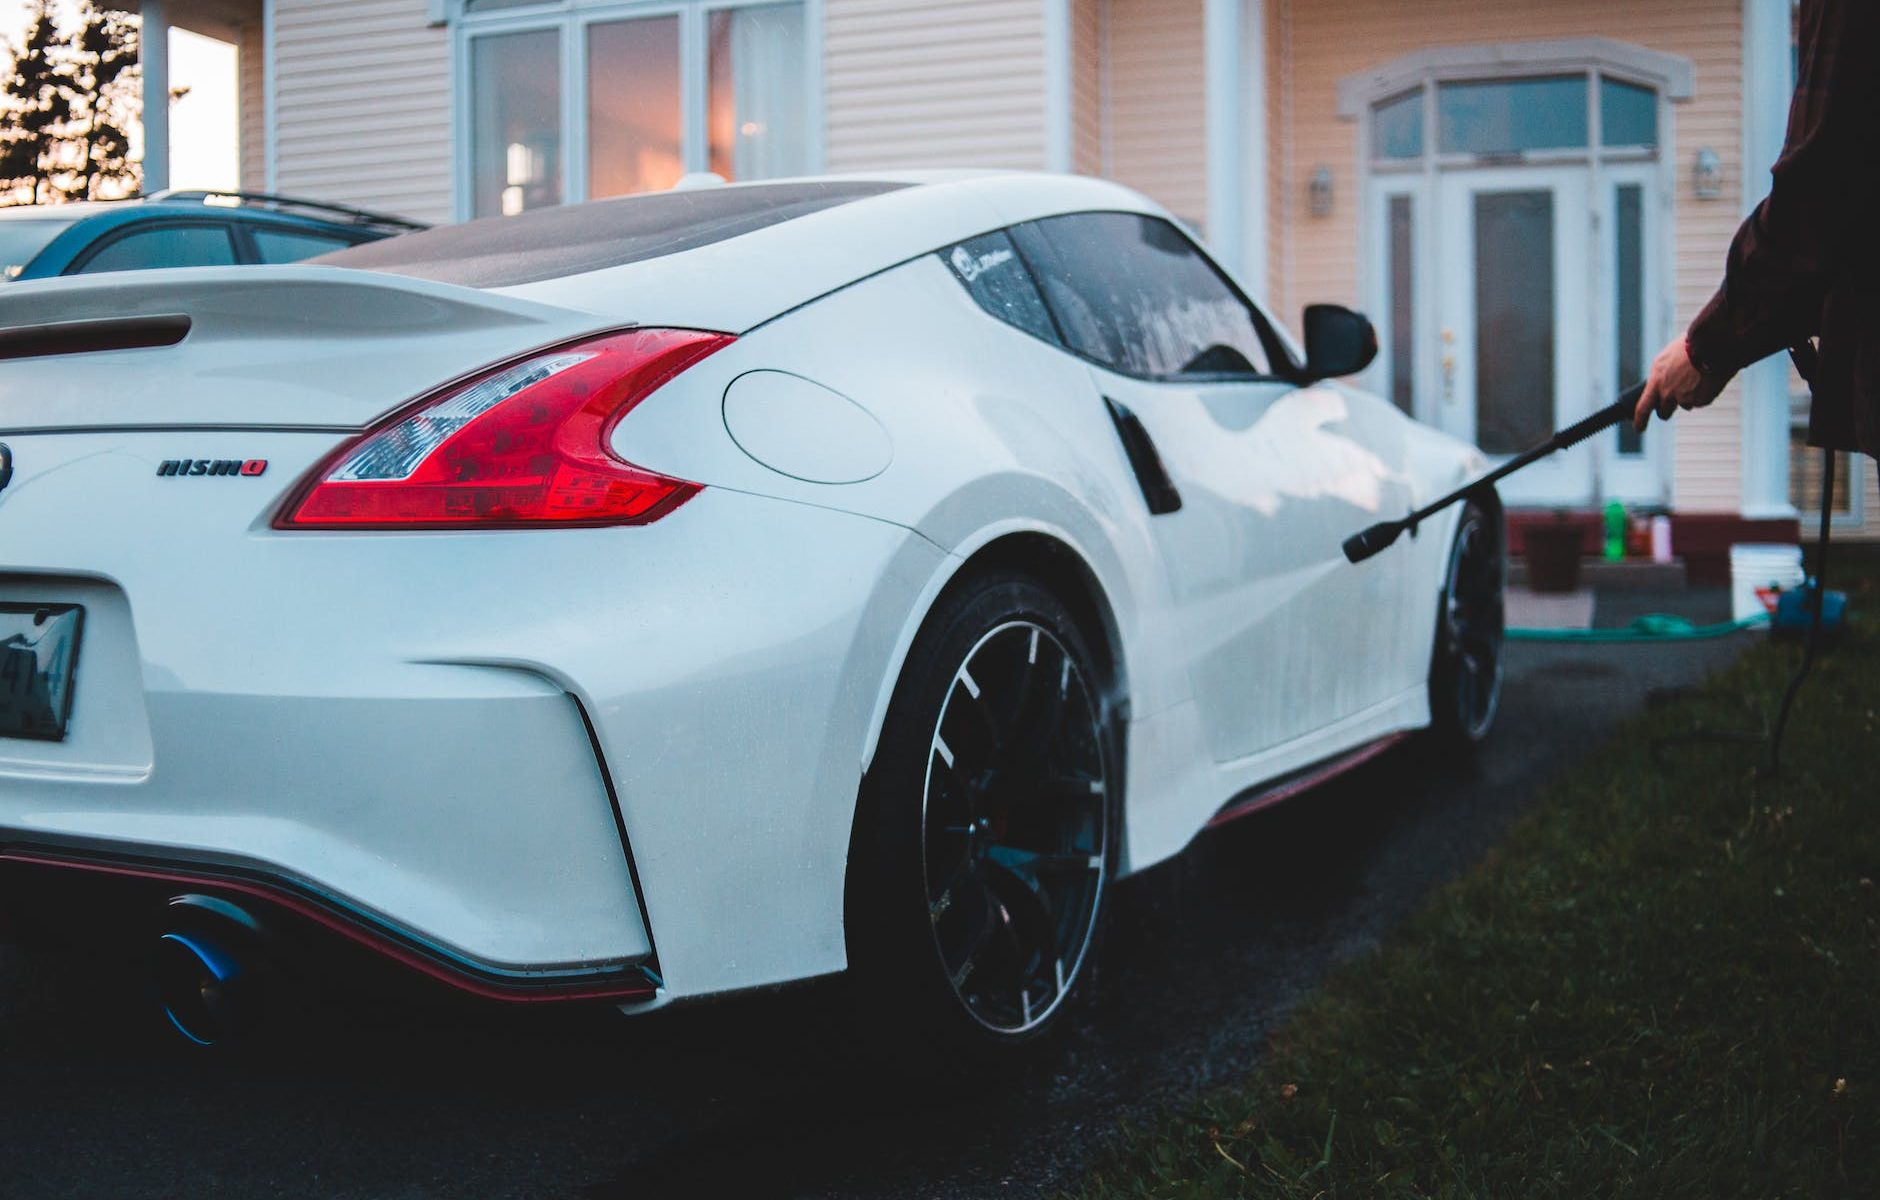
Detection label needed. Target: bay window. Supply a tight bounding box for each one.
[457,0,815,220]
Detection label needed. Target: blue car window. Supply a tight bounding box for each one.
[1,218,77,280]
[251,227,354,264]
[75,224,240,274]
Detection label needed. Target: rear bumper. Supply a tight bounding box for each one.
[0,845,660,1002]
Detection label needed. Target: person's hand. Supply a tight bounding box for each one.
[1634,336,1730,433]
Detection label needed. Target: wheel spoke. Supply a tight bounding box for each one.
[984,842,1100,880]
[942,879,1001,989]
[981,853,1062,963]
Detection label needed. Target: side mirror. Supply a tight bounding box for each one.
[1302,304,1378,382]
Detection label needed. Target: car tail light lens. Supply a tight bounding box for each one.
[277,328,731,529]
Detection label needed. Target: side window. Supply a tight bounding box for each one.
[250,227,356,264]
[1009,212,1273,379]
[75,224,240,274]
[940,230,1060,346]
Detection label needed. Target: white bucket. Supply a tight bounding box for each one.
[1729,543,1805,622]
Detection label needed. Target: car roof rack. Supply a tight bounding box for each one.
[144,190,430,232]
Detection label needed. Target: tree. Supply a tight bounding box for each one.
[66,3,139,200]
[0,0,78,206]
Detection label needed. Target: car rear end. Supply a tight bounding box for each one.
[0,269,675,997]
[0,261,939,1033]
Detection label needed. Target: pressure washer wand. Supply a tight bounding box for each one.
[1342,384,1647,565]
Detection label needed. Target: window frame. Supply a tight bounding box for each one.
[450,0,824,221]
[1004,211,1304,387]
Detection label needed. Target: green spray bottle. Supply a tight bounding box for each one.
[1603,500,1627,562]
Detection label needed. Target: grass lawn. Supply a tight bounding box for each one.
[1070,558,1880,1199]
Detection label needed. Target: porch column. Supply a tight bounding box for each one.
[1739,0,1793,517]
[1044,0,1072,172]
[1204,0,1243,274]
[142,0,171,193]
[1241,0,1267,300]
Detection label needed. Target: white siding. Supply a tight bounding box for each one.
[1071,0,1102,174]
[272,0,452,225]
[1104,0,1206,230]
[824,0,1049,172]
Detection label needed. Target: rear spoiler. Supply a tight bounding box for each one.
[0,267,620,432]
[0,265,589,348]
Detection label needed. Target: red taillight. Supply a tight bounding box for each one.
[276,328,732,529]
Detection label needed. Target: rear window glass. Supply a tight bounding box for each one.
[1,218,76,279]
[75,224,240,274]
[941,230,1059,346]
[313,180,911,288]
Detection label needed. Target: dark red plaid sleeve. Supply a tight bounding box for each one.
[1686,0,1877,375]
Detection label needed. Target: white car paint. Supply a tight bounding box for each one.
[0,171,1485,1006]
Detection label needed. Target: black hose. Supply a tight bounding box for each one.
[1766,441,1835,775]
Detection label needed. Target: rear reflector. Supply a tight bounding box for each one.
[277,328,731,529]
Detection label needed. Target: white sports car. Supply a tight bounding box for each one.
[0,172,1502,1054]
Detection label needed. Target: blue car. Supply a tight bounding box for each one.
[0,190,425,282]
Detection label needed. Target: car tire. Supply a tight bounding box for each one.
[1426,499,1506,749]
[845,570,1118,1074]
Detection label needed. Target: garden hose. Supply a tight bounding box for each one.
[1506,612,1770,642]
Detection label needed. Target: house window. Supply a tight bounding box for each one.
[470,29,562,217]
[457,1,812,220]
[1438,76,1588,156]
[1789,400,1862,525]
[1369,71,1660,169]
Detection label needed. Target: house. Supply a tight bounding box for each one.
[133,0,1876,547]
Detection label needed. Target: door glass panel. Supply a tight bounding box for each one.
[1439,76,1587,156]
[1388,194,1415,413]
[470,30,562,218]
[708,2,809,182]
[250,228,352,264]
[1012,212,1272,379]
[588,17,683,198]
[1614,183,1645,454]
[1373,89,1423,161]
[1600,77,1658,148]
[1473,190,1555,453]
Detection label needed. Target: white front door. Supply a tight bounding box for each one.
[1436,167,1592,507]
[1596,161,1669,504]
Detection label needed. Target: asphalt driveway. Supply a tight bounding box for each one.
[0,592,1750,1200]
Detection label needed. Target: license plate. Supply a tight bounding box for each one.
[0,603,84,742]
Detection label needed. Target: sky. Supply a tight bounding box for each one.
[1,0,240,192]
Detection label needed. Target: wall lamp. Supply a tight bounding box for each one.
[1693,147,1723,200]
[1308,165,1335,217]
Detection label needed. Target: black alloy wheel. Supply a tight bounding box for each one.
[922,618,1107,1034]
[847,572,1116,1066]
[1431,501,1505,746]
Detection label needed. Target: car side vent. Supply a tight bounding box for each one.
[0,314,191,362]
[1103,396,1182,516]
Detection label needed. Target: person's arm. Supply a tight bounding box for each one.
[1635,0,1868,431]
